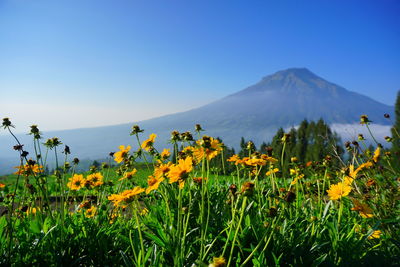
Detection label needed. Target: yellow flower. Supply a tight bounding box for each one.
[0,183,5,188]
[193,177,207,185]
[85,206,97,218]
[67,174,85,191]
[327,182,351,200]
[227,154,241,165]
[26,207,37,215]
[168,157,193,189]
[145,175,165,194]
[119,169,137,181]
[260,155,279,164]
[140,208,149,216]
[351,199,374,218]
[114,145,131,163]
[360,114,370,125]
[227,154,239,162]
[209,256,226,267]
[241,181,255,196]
[266,168,279,176]
[160,148,170,159]
[86,172,104,187]
[343,176,354,185]
[193,136,222,161]
[79,200,92,209]
[244,158,266,167]
[109,210,119,224]
[108,187,145,207]
[349,162,373,179]
[154,162,173,178]
[368,230,382,239]
[14,162,43,176]
[373,146,380,163]
[141,133,157,151]
[183,146,194,153]
[290,174,304,185]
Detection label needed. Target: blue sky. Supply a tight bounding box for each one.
[1,0,399,133]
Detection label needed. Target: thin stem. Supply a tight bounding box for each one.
[227,196,247,267]
[134,200,145,265]
[365,124,379,146]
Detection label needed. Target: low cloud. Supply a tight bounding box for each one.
[330,123,392,144]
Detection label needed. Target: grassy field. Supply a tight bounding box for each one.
[0,119,399,266]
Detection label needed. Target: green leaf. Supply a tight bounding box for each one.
[29,219,41,234]
[312,254,328,266]
[143,231,166,247]
[120,250,134,267]
[322,200,332,220]
[43,217,52,233]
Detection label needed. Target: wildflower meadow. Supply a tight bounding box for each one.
[0,115,399,266]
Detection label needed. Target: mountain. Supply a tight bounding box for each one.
[0,68,394,174]
[137,68,392,139]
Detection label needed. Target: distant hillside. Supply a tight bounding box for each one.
[0,68,394,174]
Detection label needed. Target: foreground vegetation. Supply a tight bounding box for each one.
[0,116,399,266]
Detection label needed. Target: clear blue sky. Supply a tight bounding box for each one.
[1,0,399,133]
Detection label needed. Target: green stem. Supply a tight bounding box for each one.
[366,124,379,146]
[135,134,150,171]
[133,200,145,265]
[227,196,248,267]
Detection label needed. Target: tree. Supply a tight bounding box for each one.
[269,119,343,168]
[295,119,309,160]
[92,160,100,168]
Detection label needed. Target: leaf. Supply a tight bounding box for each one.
[322,200,332,220]
[245,214,251,227]
[29,219,41,234]
[143,231,166,247]
[312,254,328,266]
[252,258,261,266]
[120,250,134,267]
[43,217,53,233]
[0,216,7,236]
[271,252,283,266]
[246,200,255,213]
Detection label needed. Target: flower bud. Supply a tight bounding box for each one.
[2,118,13,128]
[360,114,371,125]
[195,124,203,132]
[130,125,144,135]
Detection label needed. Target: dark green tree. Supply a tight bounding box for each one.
[259,142,269,153]
[270,128,285,162]
[269,119,343,169]
[295,119,309,160]
[238,137,246,158]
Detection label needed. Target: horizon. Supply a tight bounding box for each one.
[1,0,399,133]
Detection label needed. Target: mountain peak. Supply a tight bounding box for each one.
[236,67,341,96]
[262,67,322,83]
[270,67,314,76]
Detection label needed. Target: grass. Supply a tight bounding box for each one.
[0,119,399,266]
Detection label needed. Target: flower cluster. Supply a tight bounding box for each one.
[108,187,145,208]
[14,161,43,176]
[67,172,104,191]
